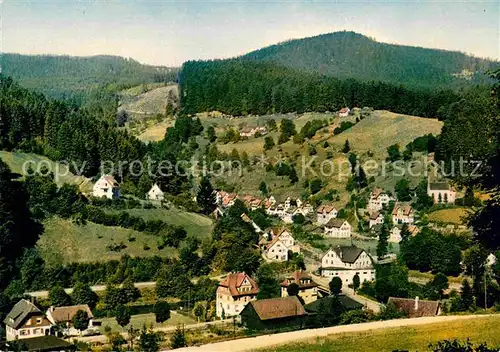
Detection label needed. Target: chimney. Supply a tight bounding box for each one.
[414,296,419,311]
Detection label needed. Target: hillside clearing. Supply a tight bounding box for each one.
[113,208,214,240]
[325,110,443,159]
[0,151,92,192]
[428,207,470,225]
[119,84,178,117]
[256,315,500,352]
[37,217,177,265]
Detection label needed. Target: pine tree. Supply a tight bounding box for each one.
[459,279,474,311]
[259,181,268,195]
[196,176,216,215]
[400,223,412,243]
[342,139,351,153]
[72,282,98,309]
[377,223,390,259]
[289,166,299,184]
[170,325,187,349]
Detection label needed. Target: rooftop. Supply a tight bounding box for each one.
[245,296,306,320]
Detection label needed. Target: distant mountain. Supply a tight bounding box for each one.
[1,53,178,100]
[242,31,498,89]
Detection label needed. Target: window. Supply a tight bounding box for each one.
[36,318,43,324]
[20,330,26,336]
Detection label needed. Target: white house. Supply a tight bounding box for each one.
[392,202,415,224]
[146,183,164,201]
[265,237,289,262]
[216,272,259,318]
[324,219,352,238]
[46,305,98,337]
[4,299,52,341]
[369,212,384,229]
[368,188,393,212]
[339,107,350,117]
[427,181,456,204]
[93,175,120,200]
[320,245,375,284]
[389,226,402,243]
[316,205,338,225]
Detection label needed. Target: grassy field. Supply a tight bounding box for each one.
[37,207,213,265]
[115,208,214,240]
[259,315,500,352]
[428,207,470,225]
[325,110,443,159]
[119,84,178,116]
[98,312,196,332]
[0,151,92,191]
[137,120,172,142]
[37,217,177,265]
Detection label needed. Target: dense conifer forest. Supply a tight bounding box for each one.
[242,31,498,89]
[179,59,460,118]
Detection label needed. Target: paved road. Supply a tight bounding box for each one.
[172,314,497,352]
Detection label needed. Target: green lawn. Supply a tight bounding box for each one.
[0,151,92,191]
[37,217,177,265]
[98,312,196,332]
[258,316,500,352]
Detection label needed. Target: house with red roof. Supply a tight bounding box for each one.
[280,271,318,304]
[216,272,259,318]
[339,107,351,117]
[392,202,415,224]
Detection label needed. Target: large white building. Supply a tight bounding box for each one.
[320,246,375,285]
[369,212,384,229]
[324,219,352,238]
[427,181,456,204]
[216,272,259,318]
[93,175,120,200]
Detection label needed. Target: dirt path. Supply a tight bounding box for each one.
[172,314,497,352]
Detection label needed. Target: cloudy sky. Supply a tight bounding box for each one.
[3,0,499,66]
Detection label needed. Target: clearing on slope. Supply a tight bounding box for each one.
[0,151,92,192]
[325,110,443,159]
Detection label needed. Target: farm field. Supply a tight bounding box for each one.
[37,217,177,265]
[137,120,172,142]
[0,151,92,191]
[428,207,470,225]
[258,315,500,352]
[98,312,196,333]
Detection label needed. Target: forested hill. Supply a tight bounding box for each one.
[1,53,178,100]
[179,59,459,118]
[242,31,498,89]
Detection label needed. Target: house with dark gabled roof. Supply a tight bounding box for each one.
[240,296,307,330]
[216,272,259,318]
[280,271,318,304]
[387,296,441,318]
[3,299,52,341]
[320,245,375,285]
[324,218,351,238]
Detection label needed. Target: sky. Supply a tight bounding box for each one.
[2,0,499,66]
